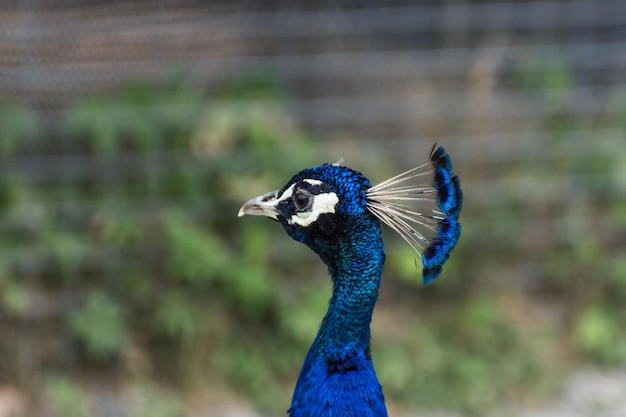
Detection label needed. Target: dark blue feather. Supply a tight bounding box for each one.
[448,174,463,218]
[420,146,463,283]
[422,265,443,285]
[429,144,453,172]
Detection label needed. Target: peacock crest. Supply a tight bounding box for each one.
[366,145,463,283]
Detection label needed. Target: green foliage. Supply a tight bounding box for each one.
[281,283,330,345]
[575,306,626,365]
[0,102,40,155]
[155,291,202,338]
[44,376,86,417]
[1,66,624,417]
[165,213,230,285]
[376,297,545,414]
[0,73,324,413]
[510,50,573,105]
[69,291,126,359]
[65,76,203,153]
[216,343,286,410]
[0,272,29,317]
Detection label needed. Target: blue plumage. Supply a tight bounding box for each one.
[432,147,463,218]
[421,146,463,283]
[239,146,462,416]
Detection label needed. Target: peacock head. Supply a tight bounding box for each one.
[239,146,463,284]
[238,164,375,260]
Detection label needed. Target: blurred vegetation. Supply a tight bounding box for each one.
[0,65,625,417]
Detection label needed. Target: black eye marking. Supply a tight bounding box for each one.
[293,188,312,211]
[317,214,336,235]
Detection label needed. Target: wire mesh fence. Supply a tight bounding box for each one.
[1,1,626,416]
[3,0,625,282]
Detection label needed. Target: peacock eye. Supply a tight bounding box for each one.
[293,189,312,211]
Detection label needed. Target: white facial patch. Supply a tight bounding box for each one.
[289,192,339,227]
[274,183,295,204]
[266,180,339,227]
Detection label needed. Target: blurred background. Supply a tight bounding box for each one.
[1,1,626,416]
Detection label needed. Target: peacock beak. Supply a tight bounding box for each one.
[238,190,281,220]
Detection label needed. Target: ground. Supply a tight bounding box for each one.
[1,368,624,417]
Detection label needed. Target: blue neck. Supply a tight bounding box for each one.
[289,218,388,417]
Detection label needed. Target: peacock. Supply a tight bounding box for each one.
[238,145,462,417]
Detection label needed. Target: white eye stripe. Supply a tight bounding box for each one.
[273,178,324,206]
[270,180,338,227]
[288,192,339,227]
[275,183,295,204]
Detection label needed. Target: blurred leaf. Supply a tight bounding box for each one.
[386,243,422,284]
[215,71,286,101]
[164,213,231,285]
[101,213,143,246]
[0,279,29,316]
[65,97,120,153]
[44,376,87,417]
[155,292,201,338]
[281,284,329,345]
[575,307,618,355]
[224,263,274,310]
[69,291,125,359]
[43,230,94,280]
[0,102,39,155]
[375,345,413,392]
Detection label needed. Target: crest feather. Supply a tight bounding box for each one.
[366,145,463,284]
